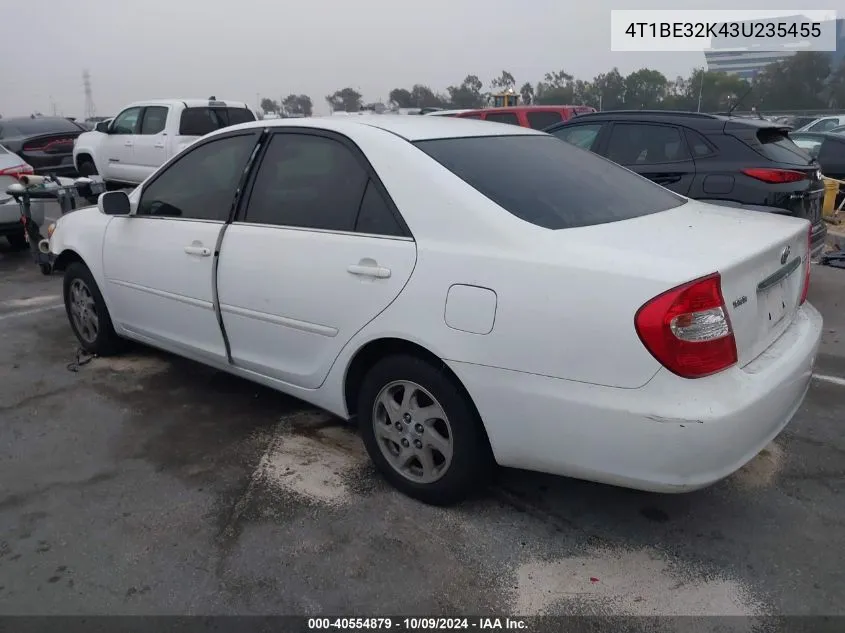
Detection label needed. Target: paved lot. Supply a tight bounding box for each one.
[1,219,844,618]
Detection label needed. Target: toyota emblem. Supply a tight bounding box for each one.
[780,245,791,265]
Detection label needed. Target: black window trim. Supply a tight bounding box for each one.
[111,106,144,135]
[138,105,170,136]
[605,121,694,166]
[233,127,414,240]
[134,129,263,224]
[682,127,718,159]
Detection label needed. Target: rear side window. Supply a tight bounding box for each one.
[551,123,603,151]
[606,123,691,165]
[485,112,520,126]
[414,135,686,230]
[685,129,716,157]
[807,118,839,132]
[755,128,813,164]
[179,107,256,136]
[526,111,563,130]
[461,113,482,119]
[140,106,168,135]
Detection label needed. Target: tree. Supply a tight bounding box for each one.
[827,60,845,109]
[282,94,313,117]
[388,88,414,108]
[446,75,485,108]
[753,52,830,110]
[260,97,279,114]
[519,82,534,105]
[409,84,447,108]
[592,68,626,110]
[624,68,669,109]
[490,70,516,92]
[325,88,362,112]
[535,70,574,105]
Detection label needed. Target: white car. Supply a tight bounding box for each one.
[72,98,256,188]
[795,114,845,133]
[48,116,823,504]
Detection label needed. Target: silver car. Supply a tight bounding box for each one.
[0,144,44,248]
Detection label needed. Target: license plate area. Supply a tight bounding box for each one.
[762,279,788,328]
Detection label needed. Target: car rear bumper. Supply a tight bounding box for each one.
[448,303,823,492]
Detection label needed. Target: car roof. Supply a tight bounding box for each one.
[545,110,792,132]
[219,114,544,142]
[122,98,250,109]
[1,116,79,124]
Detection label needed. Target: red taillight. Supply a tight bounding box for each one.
[0,164,34,178]
[800,224,812,305]
[741,168,808,184]
[635,273,738,379]
[23,137,74,152]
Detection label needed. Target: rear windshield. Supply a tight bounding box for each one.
[0,117,83,137]
[178,107,256,136]
[414,135,686,230]
[756,128,813,164]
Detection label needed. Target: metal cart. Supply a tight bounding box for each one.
[4,174,106,275]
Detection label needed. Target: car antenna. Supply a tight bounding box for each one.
[728,86,753,116]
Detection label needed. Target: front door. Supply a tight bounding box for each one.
[101,106,141,183]
[601,122,696,195]
[217,129,417,389]
[102,131,260,363]
[132,105,170,182]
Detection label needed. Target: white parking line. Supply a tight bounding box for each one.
[813,373,845,387]
[0,304,64,321]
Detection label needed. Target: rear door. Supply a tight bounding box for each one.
[217,129,416,389]
[131,105,170,182]
[600,122,696,195]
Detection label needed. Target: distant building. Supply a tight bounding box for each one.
[704,16,844,79]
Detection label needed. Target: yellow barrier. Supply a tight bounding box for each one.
[822,177,844,220]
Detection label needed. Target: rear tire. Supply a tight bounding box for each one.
[357,354,494,505]
[63,262,123,356]
[6,231,27,250]
[77,159,98,177]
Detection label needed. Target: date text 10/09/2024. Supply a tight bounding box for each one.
[624,21,823,39]
[307,618,527,630]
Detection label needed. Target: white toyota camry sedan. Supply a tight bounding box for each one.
[48,115,823,505]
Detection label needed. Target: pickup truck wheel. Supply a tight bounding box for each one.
[357,354,494,506]
[77,159,98,177]
[6,231,27,250]
[63,262,123,356]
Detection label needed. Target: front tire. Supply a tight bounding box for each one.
[77,159,98,177]
[63,262,123,356]
[357,354,494,505]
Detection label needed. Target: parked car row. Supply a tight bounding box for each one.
[47,112,822,505]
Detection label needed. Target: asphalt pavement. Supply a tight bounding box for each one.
[1,216,844,619]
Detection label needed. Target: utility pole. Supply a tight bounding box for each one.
[697,69,705,112]
[83,70,96,120]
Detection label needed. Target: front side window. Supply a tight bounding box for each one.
[111,108,141,135]
[137,134,256,221]
[244,133,369,232]
[551,123,603,151]
[808,118,838,132]
[140,106,168,135]
[606,123,690,165]
[414,135,685,230]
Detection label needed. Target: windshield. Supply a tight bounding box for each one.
[413,135,686,230]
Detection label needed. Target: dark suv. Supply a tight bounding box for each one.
[545,111,827,258]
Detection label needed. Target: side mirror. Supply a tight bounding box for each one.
[98,191,131,216]
[95,121,110,133]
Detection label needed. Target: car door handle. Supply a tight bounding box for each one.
[124,141,133,147]
[153,142,165,148]
[347,262,391,278]
[652,174,682,184]
[184,245,211,257]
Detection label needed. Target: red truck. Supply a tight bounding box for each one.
[454,105,597,130]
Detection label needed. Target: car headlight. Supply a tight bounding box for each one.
[47,222,56,239]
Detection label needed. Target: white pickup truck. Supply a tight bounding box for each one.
[72,97,256,187]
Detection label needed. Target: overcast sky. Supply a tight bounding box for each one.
[0,0,815,117]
